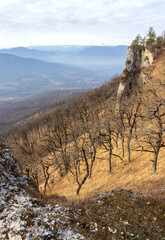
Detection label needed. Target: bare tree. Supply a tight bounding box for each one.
[43,108,70,177]
[40,158,52,195]
[136,81,165,173]
[120,93,141,164]
[99,103,123,173]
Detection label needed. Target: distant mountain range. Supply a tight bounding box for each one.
[0,53,102,99]
[0,47,58,59]
[0,45,128,100]
[0,45,128,60]
[29,45,128,74]
[74,45,128,57]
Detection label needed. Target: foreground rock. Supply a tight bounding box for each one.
[0,137,84,240]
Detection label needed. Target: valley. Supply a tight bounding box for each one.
[0,0,165,238]
[0,53,100,99]
[0,89,87,132]
[0,45,127,100]
[4,35,165,201]
[1,32,165,240]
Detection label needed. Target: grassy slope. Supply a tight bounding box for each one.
[5,49,165,240]
[45,141,165,201]
[43,50,165,202]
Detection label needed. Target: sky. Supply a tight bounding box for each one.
[0,0,164,48]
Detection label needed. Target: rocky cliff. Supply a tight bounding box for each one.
[0,137,84,240]
[117,46,162,99]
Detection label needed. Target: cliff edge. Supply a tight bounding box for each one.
[117,44,164,99]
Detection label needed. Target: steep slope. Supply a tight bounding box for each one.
[2,41,165,240]
[4,42,165,202]
[46,137,165,201]
[1,137,165,240]
[6,47,165,202]
[43,47,165,201]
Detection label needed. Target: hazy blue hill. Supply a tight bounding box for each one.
[76,45,128,57]
[0,45,128,77]
[0,45,128,100]
[0,53,77,77]
[0,45,128,60]
[27,45,128,76]
[29,45,128,57]
[0,47,58,59]
[0,53,102,99]
[59,45,128,75]
[29,45,87,54]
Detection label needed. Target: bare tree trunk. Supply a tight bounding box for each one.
[108,145,112,173]
[127,131,132,164]
[89,159,94,179]
[54,153,63,177]
[41,162,50,195]
[89,150,96,178]
[115,134,119,149]
[122,134,124,158]
[76,148,89,195]
[152,147,160,174]
[25,168,30,178]
[77,173,89,195]
[44,176,49,195]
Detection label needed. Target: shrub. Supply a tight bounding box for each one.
[126,59,132,65]
[156,36,165,48]
[146,27,156,46]
[119,68,129,84]
[130,34,145,50]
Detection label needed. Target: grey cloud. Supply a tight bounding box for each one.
[0,0,164,47]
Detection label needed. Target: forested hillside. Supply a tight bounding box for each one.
[0,53,99,99]
[5,30,165,201]
[1,29,165,240]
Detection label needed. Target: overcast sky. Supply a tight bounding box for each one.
[0,0,164,48]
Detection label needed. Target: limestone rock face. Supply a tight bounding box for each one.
[115,46,164,113]
[117,82,125,97]
[0,137,85,240]
[141,48,154,67]
[126,47,142,72]
[117,46,162,99]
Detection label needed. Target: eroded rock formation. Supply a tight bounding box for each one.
[117,46,163,104]
[0,137,84,240]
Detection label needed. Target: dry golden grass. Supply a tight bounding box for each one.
[43,140,165,202]
[41,49,165,202]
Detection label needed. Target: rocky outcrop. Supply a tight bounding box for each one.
[117,46,162,100]
[141,48,154,67]
[0,137,85,240]
[126,47,142,72]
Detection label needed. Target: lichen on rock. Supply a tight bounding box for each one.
[0,137,85,240]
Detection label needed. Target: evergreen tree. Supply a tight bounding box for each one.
[130,34,145,50]
[146,27,156,45]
